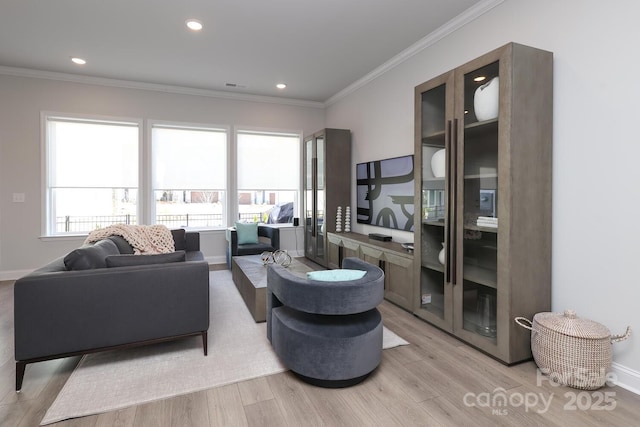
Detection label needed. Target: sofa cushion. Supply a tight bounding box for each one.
[235,222,259,245]
[64,239,120,270]
[107,235,135,254]
[105,250,186,268]
[171,229,186,251]
[306,269,367,282]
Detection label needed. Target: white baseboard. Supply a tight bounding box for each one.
[206,255,226,266]
[612,362,640,396]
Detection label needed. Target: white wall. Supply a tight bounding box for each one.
[0,75,323,274]
[327,0,640,391]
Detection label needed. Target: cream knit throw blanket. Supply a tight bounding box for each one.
[85,224,175,255]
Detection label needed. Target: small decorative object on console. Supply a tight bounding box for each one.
[368,233,391,242]
[344,206,351,232]
[336,206,343,232]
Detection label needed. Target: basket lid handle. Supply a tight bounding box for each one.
[563,309,577,319]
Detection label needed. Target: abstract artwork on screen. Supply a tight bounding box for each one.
[356,155,414,231]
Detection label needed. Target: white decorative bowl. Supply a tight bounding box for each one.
[430,149,446,178]
[474,76,499,121]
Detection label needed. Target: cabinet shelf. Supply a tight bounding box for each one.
[422,130,446,144]
[464,224,498,233]
[463,263,497,288]
[463,173,497,180]
[422,219,445,227]
[421,303,444,319]
[464,118,498,138]
[424,119,499,141]
[422,261,444,272]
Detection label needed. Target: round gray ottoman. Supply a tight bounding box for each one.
[266,257,385,387]
[271,306,383,387]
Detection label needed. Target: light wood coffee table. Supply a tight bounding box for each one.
[231,255,317,322]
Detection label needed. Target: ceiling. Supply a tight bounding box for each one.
[0,0,485,103]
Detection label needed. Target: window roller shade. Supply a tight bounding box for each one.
[237,133,299,190]
[48,120,138,188]
[152,127,227,189]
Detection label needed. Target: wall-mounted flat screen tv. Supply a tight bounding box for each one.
[356,154,414,231]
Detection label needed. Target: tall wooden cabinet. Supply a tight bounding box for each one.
[414,43,553,364]
[303,129,351,267]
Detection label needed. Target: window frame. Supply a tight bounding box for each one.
[41,114,303,238]
[234,127,302,224]
[41,111,143,237]
[147,120,230,230]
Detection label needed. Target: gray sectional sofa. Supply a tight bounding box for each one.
[14,229,210,391]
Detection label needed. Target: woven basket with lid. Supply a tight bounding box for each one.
[515,310,630,390]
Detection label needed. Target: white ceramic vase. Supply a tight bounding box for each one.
[438,243,445,265]
[431,149,446,178]
[474,76,499,121]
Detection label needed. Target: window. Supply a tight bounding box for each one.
[45,116,139,235]
[151,124,227,228]
[237,131,300,223]
[44,117,298,235]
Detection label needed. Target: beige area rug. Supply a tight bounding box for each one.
[41,269,409,425]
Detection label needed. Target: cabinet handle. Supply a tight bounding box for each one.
[445,119,452,284]
[312,157,317,237]
[451,118,458,286]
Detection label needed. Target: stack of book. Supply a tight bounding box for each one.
[477,216,498,228]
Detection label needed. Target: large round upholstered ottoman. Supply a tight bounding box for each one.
[266,257,385,387]
[271,306,382,387]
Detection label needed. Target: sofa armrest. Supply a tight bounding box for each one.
[228,229,239,256]
[14,261,209,361]
[258,226,280,250]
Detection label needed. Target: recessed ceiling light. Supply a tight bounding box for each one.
[473,76,486,82]
[276,83,287,89]
[186,19,203,31]
[71,57,86,65]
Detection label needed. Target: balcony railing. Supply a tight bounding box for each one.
[57,215,137,233]
[56,212,267,233]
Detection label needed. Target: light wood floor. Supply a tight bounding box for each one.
[1,276,639,427]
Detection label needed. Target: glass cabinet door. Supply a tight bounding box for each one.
[303,133,327,264]
[416,72,454,330]
[315,136,325,263]
[457,60,500,343]
[304,138,314,257]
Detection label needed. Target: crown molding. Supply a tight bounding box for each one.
[0,0,502,109]
[324,0,505,107]
[0,66,325,109]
